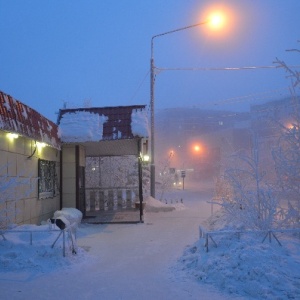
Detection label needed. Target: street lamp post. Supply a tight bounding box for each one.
[150,20,210,198]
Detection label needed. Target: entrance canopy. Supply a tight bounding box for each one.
[57,105,149,223]
[57,104,148,156]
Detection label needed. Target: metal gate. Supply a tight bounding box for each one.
[83,155,141,223]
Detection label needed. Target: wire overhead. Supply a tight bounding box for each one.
[155,65,300,72]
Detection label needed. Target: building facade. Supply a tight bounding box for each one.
[0,91,149,227]
[0,91,61,227]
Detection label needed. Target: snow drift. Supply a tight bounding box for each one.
[144,196,185,212]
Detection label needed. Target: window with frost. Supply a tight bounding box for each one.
[38,159,57,199]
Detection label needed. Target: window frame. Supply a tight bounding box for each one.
[38,159,57,199]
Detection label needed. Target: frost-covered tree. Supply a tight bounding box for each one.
[274,44,300,89]
[85,155,149,210]
[272,123,300,227]
[214,43,300,230]
[215,138,280,230]
[141,162,150,198]
[85,156,139,188]
[272,47,300,227]
[156,151,175,201]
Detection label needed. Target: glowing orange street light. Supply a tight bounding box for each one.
[150,10,229,197]
[194,145,201,152]
[209,12,225,29]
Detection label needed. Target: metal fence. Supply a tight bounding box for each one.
[0,225,77,257]
[199,226,300,252]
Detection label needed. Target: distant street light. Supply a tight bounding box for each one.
[194,145,201,152]
[150,12,226,198]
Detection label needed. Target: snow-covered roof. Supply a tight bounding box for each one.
[0,90,60,149]
[57,105,148,143]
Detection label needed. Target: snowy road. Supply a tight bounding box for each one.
[0,182,239,300]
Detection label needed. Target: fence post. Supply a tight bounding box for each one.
[0,232,6,240]
[113,189,118,210]
[262,231,269,243]
[122,189,126,208]
[104,190,108,211]
[63,230,65,257]
[199,226,203,239]
[271,231,282,246]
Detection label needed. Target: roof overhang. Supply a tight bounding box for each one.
[64,138,145,157]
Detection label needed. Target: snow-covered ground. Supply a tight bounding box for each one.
[0,180,299,300]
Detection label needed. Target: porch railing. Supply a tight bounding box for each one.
[85,187,139,212]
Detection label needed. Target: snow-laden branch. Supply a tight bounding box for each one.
[274,57,300,88]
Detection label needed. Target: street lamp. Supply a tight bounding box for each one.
[150,13,225,198]
[194,145,201,152]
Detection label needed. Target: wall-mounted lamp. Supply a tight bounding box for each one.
[139,153,150,165]
[143,155,150,163]
[7,132,19,140]
[28,141,47,159]
[36,142,46,149]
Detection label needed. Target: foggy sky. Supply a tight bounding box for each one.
[0,0,299,122]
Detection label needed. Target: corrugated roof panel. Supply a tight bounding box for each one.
[0,90,61,149]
